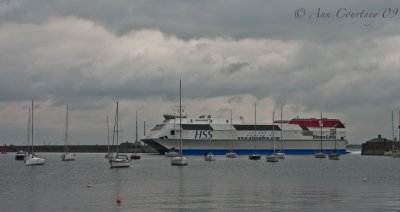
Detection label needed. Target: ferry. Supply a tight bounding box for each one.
[141,114,348,155]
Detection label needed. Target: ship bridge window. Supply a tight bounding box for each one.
[233,125,281,131]
[170,130,175,135]
[151,124,166,131]
[181,124,214,130]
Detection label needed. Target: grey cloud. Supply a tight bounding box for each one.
[220,62,249,74]
[1,0,400,145]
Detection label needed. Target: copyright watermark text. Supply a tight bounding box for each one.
[295,8,398,26]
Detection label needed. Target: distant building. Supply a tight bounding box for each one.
[361,135,394,155]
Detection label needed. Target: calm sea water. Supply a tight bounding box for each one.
[1,150,400,212]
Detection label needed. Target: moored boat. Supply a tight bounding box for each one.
[225,151,237,158]
[314,152,327,158]
[1,144,7,154]
[171,79,188,166]
[25,100,46,166]
[15,150,26,160]
[109,102,131,168]
[130,110,141,160]
[61,104,76,161]
[249,154,261,160]
[131,153,141,160]
[110,154,130,168]
[328,151,340,160]
[204,152,216,161]
[276,152,285,159]
[266,154,279,162]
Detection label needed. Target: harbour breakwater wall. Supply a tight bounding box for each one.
[6,143,157,153]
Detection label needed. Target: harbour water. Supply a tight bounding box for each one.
[1,151,400,211]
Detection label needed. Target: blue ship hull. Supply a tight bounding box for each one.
[181,149,348,155]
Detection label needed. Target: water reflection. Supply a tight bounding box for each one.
[2,153,400,211]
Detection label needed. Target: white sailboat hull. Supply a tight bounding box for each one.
[225,152,237,158]
[266,155,279,162]
[314,152,327,158]
[171,156,188,166]
[25,155,46,165]
[204,153,216,161]
[328,154,340,160]
[109,158,130,168]
[61,153,76,161]
[276,152,286,159]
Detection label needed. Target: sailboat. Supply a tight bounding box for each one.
[204,115,216,161]
[171,79,188,166]
[275,106,285,159]
[328,124,340,160]
[15,150,26,160]
[109,101,131,168]
[131,110,141,160]
[266,110,279,162]
[61,104,76,161]
[165,113,179,157]
[249,103,261,160]
[25,99,46,166]
[226,109,237,158]
[1,144,7,154]
[314,113,327,158]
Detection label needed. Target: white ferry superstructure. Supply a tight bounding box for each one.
[141,114,348,155]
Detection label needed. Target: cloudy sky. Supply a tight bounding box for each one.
[1,0,400,145]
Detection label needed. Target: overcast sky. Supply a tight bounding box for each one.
[1,0,400,145]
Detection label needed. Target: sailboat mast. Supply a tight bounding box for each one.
[393,111,395,140]
[116,101,119,153]
[27,107,31,154]
[254,103,257,151]
[107,116,110,155]
[230,109,233,150]
[208,116,211,152]
[64,104,69,154]
[272,110,275,154]
[280,106,283,151]
[392,111,395,150]
[135,110,138,143]
[320,112,323,152]
[31,99,34,155]
[135,109,138,153]
[179,79,182,155]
